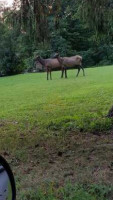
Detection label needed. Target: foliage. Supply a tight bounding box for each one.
[1,0,113,74]
[80,0,113,35]
[0,22,26,75]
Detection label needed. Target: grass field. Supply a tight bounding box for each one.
[0,66,113,199]
[0,66,113,151]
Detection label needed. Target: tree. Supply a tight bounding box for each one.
[80,0,113,36]
[1,0,113,76]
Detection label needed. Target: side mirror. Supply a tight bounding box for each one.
[0,156,16,200]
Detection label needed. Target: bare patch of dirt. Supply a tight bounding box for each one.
[2,132,113,192]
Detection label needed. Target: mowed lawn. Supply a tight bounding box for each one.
[0,66,113,153]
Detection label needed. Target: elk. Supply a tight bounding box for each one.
[34,55,61,80]
[54,53,85,78]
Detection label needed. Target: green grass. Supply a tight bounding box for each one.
[1,66,113,198]
[19,183,113,200]
[0,66,113,153]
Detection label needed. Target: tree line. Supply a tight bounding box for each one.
[0,0,113,76]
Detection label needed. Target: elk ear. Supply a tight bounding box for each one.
[53,52,59,58]
[56,53,60,57]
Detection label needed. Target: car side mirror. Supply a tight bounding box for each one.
[0,156,16,200]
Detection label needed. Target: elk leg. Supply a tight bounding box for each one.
[61,68,64,78]
[47,70,49,80]
[50,70,52,80]
[82,67,85,76]
[76,68,80,77]
[65,69,67,78]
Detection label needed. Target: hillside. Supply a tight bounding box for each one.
[0,66,113,199]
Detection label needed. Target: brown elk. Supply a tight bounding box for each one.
[34,55,61,80]
[54,53,85,78]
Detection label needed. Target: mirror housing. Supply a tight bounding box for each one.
[0,156,16,200]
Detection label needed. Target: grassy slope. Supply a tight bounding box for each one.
[0,66,113,199]
[0,66,113,121]
[0,66,113,152]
